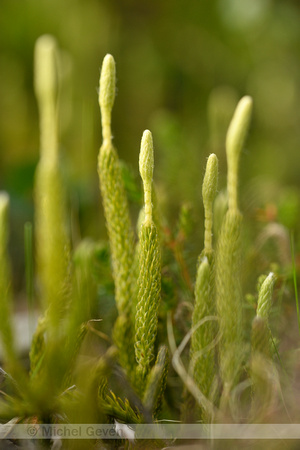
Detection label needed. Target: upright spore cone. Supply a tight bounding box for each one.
[34,35,58,101]
[202,153,218,255]
[99,54,116,143]
[139,130,154,224]
[226,96,253,212]
[34,35,59,163]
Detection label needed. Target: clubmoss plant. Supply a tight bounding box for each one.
[34,35,70,336]
[98,54,135,316]
[190,154,218,420]
[215,96,253,398]
[135,130,161,392]
[98,54,136,377]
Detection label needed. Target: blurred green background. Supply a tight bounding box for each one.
[1,0,300,298]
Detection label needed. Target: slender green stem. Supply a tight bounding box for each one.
[24,222,34,337]
[290,231,300,337]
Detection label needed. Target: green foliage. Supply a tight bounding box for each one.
[190,257,216,419]
[29,316,46,378]
[250,274,277,421]
[143,345,169,418]
[251,316,270,358]
[101,391,142,424]
[216,209,244,392]
[135,222,161,389]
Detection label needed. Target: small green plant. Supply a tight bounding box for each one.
[215,96,252,404]
[98,54,136,380]
[0,35,295,449]
[135,130,162,391]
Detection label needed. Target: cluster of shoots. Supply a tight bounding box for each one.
[0,34,282,448]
